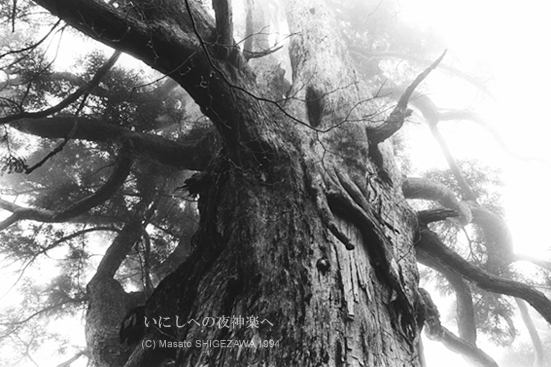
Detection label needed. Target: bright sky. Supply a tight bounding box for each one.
[399,1,551,366]
[401,0,551,253]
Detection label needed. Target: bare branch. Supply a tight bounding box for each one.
[0,297,86,327]
[55,350,87,367]
[353,49,496,100]
[242,44,284,59]
[366,50,446,144]
[386,90,546,164]
[0,20,62,61]
[24,137,70,174]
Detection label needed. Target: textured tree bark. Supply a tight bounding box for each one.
[86,221,143,367]
[129,132,422,367]
[30,0,425,366]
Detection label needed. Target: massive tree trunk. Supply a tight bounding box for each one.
[31,0,424,366]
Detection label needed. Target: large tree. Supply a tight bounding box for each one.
[1,1,550,366]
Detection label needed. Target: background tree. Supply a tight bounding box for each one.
[1,17,201,365]
[1,1,550,367]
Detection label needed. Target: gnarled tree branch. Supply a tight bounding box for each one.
[419,288,498,367]
[403,176,471,225]
[31,0,269,155]
[416,228,551,325]
[366,51,446,144]
[416,241,477,344]
[380,88,545,163]
[15,115,214,170]
[354,49,495,100]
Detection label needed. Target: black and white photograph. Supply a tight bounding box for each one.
[1,1,550,366]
